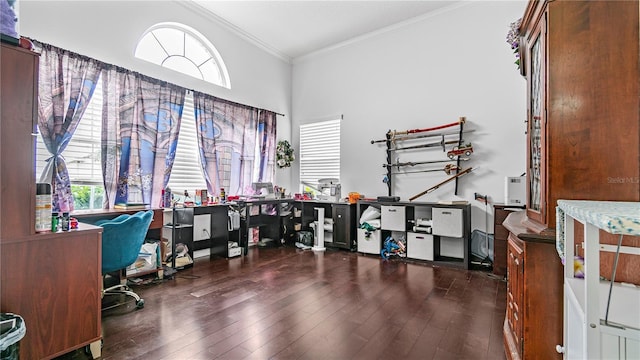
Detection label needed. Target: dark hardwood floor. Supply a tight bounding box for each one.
[58,246,507,360]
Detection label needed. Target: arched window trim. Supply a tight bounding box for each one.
[135,22,231,89]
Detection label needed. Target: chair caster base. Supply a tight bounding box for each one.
[136,298,145,309]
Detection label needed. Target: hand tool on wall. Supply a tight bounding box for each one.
[383,157,469,169]
[409,167,474,201]
[388,136,461,152]
[370,129,475,144]
[389,164,460,176]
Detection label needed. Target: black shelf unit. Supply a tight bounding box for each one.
[356,199,471,269]
[293,200,357,251]
[237,199,295,254]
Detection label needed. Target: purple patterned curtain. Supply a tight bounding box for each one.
[36,42,102,212]
[256,110,277,182]
[193,92,276,196]
[101,67,184,208]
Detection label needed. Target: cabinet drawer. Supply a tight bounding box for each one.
[407,232,433,261]
[432,208,463,238]
[357,229,381,254]
[439,236,464,258]
[381,205,406,231]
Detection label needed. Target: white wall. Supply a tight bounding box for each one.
[19,0,294,190]
[292,1,528,232]
[20,0,527,233]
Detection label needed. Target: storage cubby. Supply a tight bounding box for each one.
[356,199,471,269]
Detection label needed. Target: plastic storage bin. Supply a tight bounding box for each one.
[0,313,26,360]
[357,228,381,254]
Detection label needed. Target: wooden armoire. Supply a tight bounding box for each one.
[503,1,640,359]
[0,41,103,359]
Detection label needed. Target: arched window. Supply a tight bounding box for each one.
[135,22,231,88]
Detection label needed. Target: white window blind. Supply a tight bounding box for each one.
[36,77,103,186]
[299,118,341,188]
[166,92,208,198]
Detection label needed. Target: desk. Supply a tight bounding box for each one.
[237,199,295,254]
[75,208,164,279]
[73,208,164,231]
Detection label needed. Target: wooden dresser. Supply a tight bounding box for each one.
[0,41,103,359]
[504,1,640,359]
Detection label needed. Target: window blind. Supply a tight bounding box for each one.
[35,78,103,186]
[299,118,341,188]
[166,93,208,197]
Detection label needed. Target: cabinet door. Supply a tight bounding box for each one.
[507,236,524,357]
[525,14,547,226]
[0,44,39,241]
[332,204,350,248]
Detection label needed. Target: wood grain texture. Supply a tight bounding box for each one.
[521,0,640,232]
[55,246,507,360]
[0,43,39,241]
[1,228,102,360]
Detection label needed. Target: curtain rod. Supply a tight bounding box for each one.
[30,38,286,118]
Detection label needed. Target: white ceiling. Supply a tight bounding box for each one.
[186,1,462,61]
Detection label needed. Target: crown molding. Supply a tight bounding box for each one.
[174,0,292,64]
[293,1,469,64]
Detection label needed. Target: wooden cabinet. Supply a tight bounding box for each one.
[503,211,562,359]
[493,204,524,277]
[0,42,102,359]
[1,226,102,360]
[506,235,523,357]
[503,212,563,360]
[505,2,640,358]
[0,43,38,240]
[520,0,640,232]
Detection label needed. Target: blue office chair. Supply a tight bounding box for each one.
[96,210,154,309]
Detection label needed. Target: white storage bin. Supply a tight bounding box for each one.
[228,246,242,258]
[407,232,433,261]
[357,228,381,254]
[439,236,464,259]
[381,205,406,231]
[432,207,463,238]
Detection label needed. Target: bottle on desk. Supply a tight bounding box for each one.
[220,188,226,203]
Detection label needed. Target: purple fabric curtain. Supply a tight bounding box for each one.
[193,92,276,196]
[256,110,277,183]
[36,43,102,212]
[101,67,184,208]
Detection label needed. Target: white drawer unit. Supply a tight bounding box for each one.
[432,207,463,238]
[357,228,381,254]
[407,232,433,261]
[439,236,464,259]
[381,205,406,231]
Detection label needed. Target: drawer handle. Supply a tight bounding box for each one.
[441,211,452,215]
[388,209,396,212]
[415,236,424,239]
[514,258,520,266]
